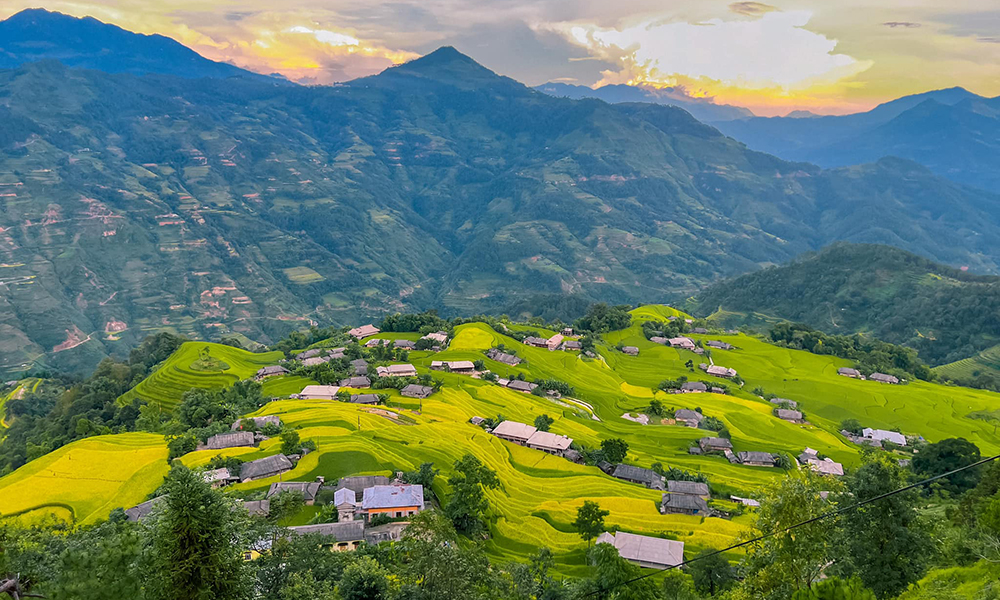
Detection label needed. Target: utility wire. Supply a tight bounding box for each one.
[580,452,1000,598]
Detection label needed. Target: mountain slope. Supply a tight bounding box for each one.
[713,88,1000,191]
[534,81,753,123]
[3,48,1000,375]
[0,8,276,82]
[691,243,1000,365]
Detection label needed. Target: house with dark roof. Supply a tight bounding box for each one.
[666,480,710,498]
[622,346,639,355]
[486,348,521,365]
[611,464,665,490]
[203,468,237,488]
[838,367,861,378]
[698,437,733,453]
[393,339,416,350]
[673,409,703,427]
[661,493,710,515]
[776,409,804,423]
[240,454,294,482]
[769,398,798,409]
[125,496,166,522]
[706,340,732,350]
[561,340,583,351]
[350,394,380,404]
[375,364,417,378]
[738,451,776,467]
[336,475,391,496]
[241,499,270,517]
[350,359,368,375]
[668,337,696,350]
[870,372,900,384]
[254,365,289,381]
[288,521,366,552]
[678,381,707,393]
[506,379,537,393]
[339,376,371,388]
[445,360,476,373]
[267,480,323,505]
[297,349,322,359]
[691,327,708,334]
[522,336,550,348]
[649,336,669,345]
[301,356,329,367]
[401,384,433,399]
[596,532,684,569]
[232,415,282,431]
[206,431,255,450]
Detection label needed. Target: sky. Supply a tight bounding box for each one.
[2,0,1000,116]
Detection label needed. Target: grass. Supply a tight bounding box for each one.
[119,342,284,412]
[283,266,325,284]
[11,305,1000,574]
[0,433,169,525]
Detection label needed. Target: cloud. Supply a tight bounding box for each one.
[729,2,777,17]
[882,21,921,28]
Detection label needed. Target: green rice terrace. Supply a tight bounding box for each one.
[3,305,1000,576]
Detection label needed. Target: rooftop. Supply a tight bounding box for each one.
[362,484,425,510]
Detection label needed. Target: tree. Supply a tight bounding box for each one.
[600,438,629,463]
[280,430,302,454]
[269,490,306,525]
[177,388,229,429]
[167,433,198,460]
[402,462,438,489]
[688,550,734,595]
[573,501,609,545]
[661,569,700,600]
[339,556,390,600]
[580,542,660,600]
[646,399,665,417]
[840,418,863,435]
[280,571,336,600]
[912,437,982,494]
[444,454,500,535]
[833,456,932,598]
[534,414,554,432]
[791,577,876,600]
[510,547,564,600]
[144,464,248,600]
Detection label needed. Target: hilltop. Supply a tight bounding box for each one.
[692,243,1000,366]
[3,34,1000,375]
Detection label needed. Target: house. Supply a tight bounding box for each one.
[506,379,538,393]
[365,522,410,545]
[470,416,486,426]
[301,356,329,367]
[492,420,537,445]
[430,361,445,370]
[668,337,696,350]
[730,496,760,508]
[546,334,564,350]
[776,409,804,423]
[241,499,270,517]
[808,458,845,477]
[393,339,416,350]
[486,348,521,365]
[298,349,322,359]
[299,385,341,400]
[561,340,583,351]
[446,360,476,374]
[797,447,820,464]
[678,381,707,393]
[769,398,798,408]
[125,496,166,522]
[240,454,294,482]
[421,331,448,344]
[206,431,255,450]
[336,475,391,496]
[254,365,289,381]
[288,521,366,552]
[350,394,380,404]
[348,324,380,339]
[611,464,665,490]
[350,359,368,375]
[366,338,390,348]
[701,364,737,378]
[525,430,574,456]
[649,336,670,345]
[710,387,726,395]
[706,340,732,350]
[838,367,862,378]
[401,384,433,399]
[673,409,703,427]
[661,493,710,515]
[267,480,323,505]
[622,346,639,356]
[691,327,708,334]
[870,372,900,384]
[863,428,907,446]
[361,485,425,521]
[328,348,346,359]
[375,364,417,378]
[523,336,550,348]
[203,468,236,488]
[335,488,358,521]
[666,480,710,499]
[232,415,282,431]
[596,532,684,570]
[562,327,574,335]
[698,437,733,453]
[738,451,776,467]
[339,376,371,388]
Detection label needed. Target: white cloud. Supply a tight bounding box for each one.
[555,10,872,89]
[288,26,360,47]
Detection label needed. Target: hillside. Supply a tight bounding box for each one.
[4,306,1000,575]
[714,87,1000,191]
[5,44,1000,375]
[0,9,276,82]
[692,243,1000,365]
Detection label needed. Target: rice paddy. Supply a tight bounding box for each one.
[6,305,1000,574]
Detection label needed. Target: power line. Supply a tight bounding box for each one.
[580,452,1000,598]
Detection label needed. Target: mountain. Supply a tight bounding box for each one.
[691,243,1000,366]
[3,46,1000,375]
[713,87,1000,191]
[0,8,276,82]
[534,82,754,123]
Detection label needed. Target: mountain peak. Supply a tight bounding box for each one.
[362,46,527,93]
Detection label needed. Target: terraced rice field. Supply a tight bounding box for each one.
[1,378,40,428]
[0,433,169,525]
[7,305,1000,573]
[934,343,1000,381]
[119,342,284,411]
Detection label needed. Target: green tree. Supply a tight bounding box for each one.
[791,577,876,600]
[840,419,863,435]
[144,464,248,600]
[646,399,665,417]
[280,430,302,454]
[688,550,734,595]
[269,490,306,525]
[661,569,700,600]
[579,542,660,600]
[402,462,439,489]
[177,388,229,429]
[601,438,629,463]
[912,437,982,494]
[573,501,609,545]
[834,456,932,598]
[444,454,500,535]
[280,571,336,600]
[166,433,197,460]
[534,414,554,432]
[339,556,391,600]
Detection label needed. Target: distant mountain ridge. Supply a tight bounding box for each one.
[713,87,1000,191]
[534,82,754,123]
[0,8,278,82]
[692,243,1000,365]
